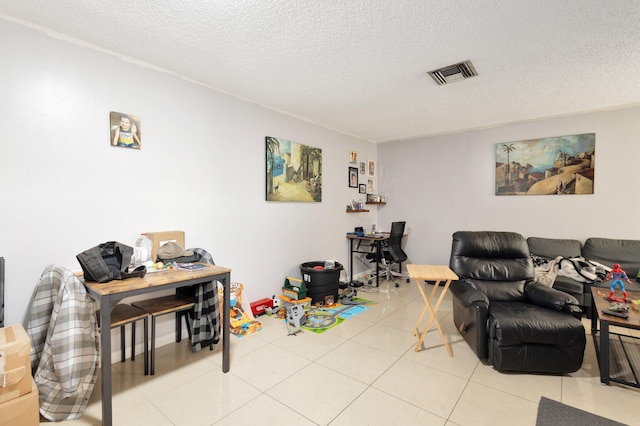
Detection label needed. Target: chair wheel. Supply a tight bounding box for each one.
[406,278,410,283]
[368,280,372,285]
[395,283,400,288]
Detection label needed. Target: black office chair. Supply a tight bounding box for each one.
[368,221,411,287]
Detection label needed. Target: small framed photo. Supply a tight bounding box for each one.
[368,160,376,177]
[349,150,358,164]
[359,161,366,174]
[349,167,358,188]
[110,111,141,149]
[368,178,376,193]
[359,184,366,194]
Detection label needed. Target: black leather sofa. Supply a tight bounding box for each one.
[527,237,640,318]
[449,231,586,374]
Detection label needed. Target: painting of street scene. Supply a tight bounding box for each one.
[266,136,322,202]
[496,133,595,196]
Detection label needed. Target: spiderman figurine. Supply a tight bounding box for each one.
[606,263,632,302]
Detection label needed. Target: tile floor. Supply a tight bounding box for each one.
[48,279,638,425]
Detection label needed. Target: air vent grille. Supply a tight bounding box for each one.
[428,60,478,85]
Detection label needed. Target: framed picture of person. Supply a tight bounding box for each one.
[349,150,358,164]
[359,184,366,194]
[110,111,141,149]
[368,160,376,177]
[349,167,358,188]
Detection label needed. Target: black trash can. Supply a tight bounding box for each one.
[300,261,344,304]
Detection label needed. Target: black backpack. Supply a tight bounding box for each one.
[77,241,146,283]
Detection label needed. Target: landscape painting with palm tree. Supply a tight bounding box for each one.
[495,133,595,196]
[266,136,322,202]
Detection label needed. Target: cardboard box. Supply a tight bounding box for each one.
[0,378,39,426]
[146,231,185,262]
[0,324,32,404]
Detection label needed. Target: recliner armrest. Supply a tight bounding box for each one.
[525,281,580,312]
[450,280,489,307]
[562,303,583,319]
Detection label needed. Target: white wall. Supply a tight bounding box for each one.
[0,19,378,334]
[378,107,640,267]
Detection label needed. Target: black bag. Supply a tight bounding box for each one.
[77,241,147,283]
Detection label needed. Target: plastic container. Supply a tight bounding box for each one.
[134,233,153,268]
[300,261,343,304]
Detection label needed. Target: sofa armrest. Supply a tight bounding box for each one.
[450,280,490,359]
[450,280,489,307]
[525,281,580,312]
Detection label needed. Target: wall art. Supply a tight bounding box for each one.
[495,133,595,195]
[349,150,358,164]
[110,111,141,149]
[266,136,322,202]
[368,160,376,177]
[349,167,358,188]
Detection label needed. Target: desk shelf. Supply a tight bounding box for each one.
[365,202,386,205]
[346,209,370,213]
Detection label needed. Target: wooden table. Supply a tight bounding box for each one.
[591,287,640,387]
[408,264,458,355]
[83,265,231,426]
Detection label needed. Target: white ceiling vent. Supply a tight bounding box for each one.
[428,60,478,85]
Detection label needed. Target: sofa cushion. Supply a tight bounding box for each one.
[583,238,640,275]
[527,237,582,258]
[488,302,585,347]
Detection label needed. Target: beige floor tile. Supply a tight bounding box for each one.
[469,363,562,403]
[267,363,367,425]
[215,394,316,425]
[403,338,480,380]
[351,322,417,357]
[372,358,468,419]
[149,369,261,425]
[316,340,400,384]
[271,325,347,361]
[561,374,640,425]
[449,381,538,426]
[330,387,447,425]
[230,344,310,392]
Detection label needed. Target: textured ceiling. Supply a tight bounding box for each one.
[1,1,640,143]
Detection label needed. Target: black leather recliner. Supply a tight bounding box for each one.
[449,231,586,374]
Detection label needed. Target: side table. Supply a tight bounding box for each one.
[591,287,640,388]
[408,264,458,356]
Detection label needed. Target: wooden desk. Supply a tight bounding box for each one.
[83,265,231,426]
[347,234,389,287]
[407,264,458,356]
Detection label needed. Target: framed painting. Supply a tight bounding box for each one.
[266,136,322,202]
[495,133,595,195]
[349,150,358,164]
[359,184,366,194]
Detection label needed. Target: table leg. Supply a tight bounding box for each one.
[600,321,610,385]
[413,279,453,356]
[375,240,380,287]
[222,273,230,373]
[99,296,113,426]
[349,239,354,283]
[412,278,432,338]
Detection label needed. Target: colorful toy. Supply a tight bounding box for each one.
[606,263,632,302]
